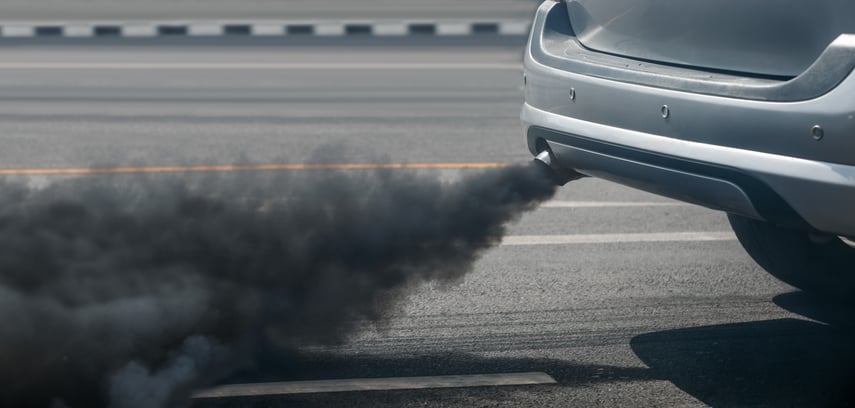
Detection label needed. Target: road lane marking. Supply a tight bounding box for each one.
[252,24,286,36]
[499,21,531,36]
[0,20,532,39]
[188,23,224,36]
[373,22,408,36]
[501,232,736,246]
[122,24,158,37]
[193,372,556,398]
[0,62,521,70]
[541,201,688,208]
[437,23,471,36]
[315,23,346,36]
[0,26,35,37]
[63,25,95,37]
[0,162,509,176]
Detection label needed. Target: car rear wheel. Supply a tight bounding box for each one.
[728,214,855,300]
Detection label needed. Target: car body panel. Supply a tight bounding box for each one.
[523,0,855,237]
[567,0,855,77]
[526,1,855,166]
[523,106,855,237]
[535,2,855,103]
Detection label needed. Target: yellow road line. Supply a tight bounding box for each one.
[0,162,510,176]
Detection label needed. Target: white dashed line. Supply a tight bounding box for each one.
[499,21,531,35]
[501,232,736,246]
[121,24,157,37]
[1,26,35,37]
[251,24,286,36]
[436,22,472,36]
[188,24,224,36]
[0,20,531,39]
[373,22,408,36]
[193,372,556,398]
[541,201,689,208]
[63,25,95,37]
[314,23,346,36]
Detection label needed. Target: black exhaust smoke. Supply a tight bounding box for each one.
[0,161,559,408]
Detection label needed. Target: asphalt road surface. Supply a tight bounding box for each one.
[0,0,541,21]
[1,44,853,407]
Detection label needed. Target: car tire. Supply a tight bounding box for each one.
[727,214,855,300]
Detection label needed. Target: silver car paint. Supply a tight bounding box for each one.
[527,1,855,166]
[535,3,855,103]
[523,0,855,236]
[567,0,855,77]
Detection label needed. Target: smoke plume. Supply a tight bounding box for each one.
[0,161,557,407]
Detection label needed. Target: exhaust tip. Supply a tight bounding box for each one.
[533,150,585,186]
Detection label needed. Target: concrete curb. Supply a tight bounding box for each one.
[0,20,531,38]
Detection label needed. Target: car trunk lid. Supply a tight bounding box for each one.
[566,0,855,78]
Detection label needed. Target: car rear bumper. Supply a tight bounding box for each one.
[523,1,855,237]
[523,105,855,237]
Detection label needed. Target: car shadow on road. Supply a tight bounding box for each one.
[630,291,855,407]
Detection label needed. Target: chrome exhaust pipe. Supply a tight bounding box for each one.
[533,150,585,186]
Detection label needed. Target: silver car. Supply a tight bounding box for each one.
[523,0,855,298]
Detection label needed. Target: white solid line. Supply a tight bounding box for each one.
[541,201,689,208]
[193,372,556,398]
[0,62,520,70]
[501,232,736,246]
